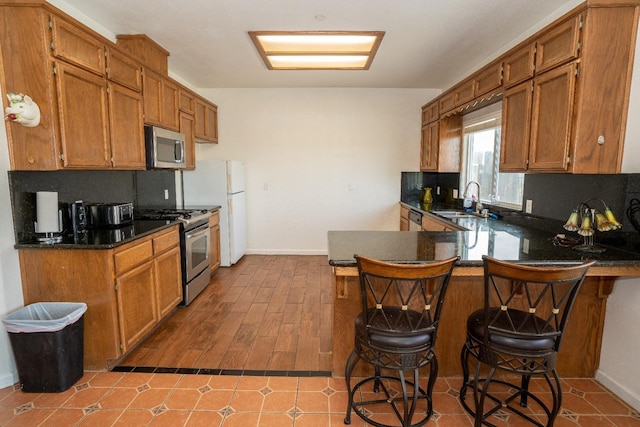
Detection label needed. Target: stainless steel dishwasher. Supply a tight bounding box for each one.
[408,209,422,231]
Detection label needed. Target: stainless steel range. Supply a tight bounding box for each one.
[137,208,212,305]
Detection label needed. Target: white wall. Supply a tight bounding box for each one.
[195,88,434,254]
[0,87,24,388]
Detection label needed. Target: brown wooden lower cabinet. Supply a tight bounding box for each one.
[332,267,622,378]
[209,211,221,273]
[18,225,181,370]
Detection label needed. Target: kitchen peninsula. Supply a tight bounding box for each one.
[327,218,640,378]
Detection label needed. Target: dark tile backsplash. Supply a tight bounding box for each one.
[402,171,640,234]
[401,172,460,205]
[8,170,177,243]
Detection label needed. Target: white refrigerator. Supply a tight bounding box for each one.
[182,160,247,266]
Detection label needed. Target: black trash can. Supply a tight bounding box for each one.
[2,302,87,393]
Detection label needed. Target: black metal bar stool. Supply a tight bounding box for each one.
[344,255,459,427]
[459,255,596,427]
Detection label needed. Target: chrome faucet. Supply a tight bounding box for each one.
[463,181,484,215]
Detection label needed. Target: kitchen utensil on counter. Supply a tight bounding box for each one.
[87,202,134,228]
[70,201,88,234]
[35,191,62,244]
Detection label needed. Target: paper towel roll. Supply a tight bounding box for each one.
[36,191,60,233]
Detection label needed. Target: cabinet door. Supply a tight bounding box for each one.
[179,88,196,114]
[180,112,196,170]
[474,61,503,97]
[195,98,218,143]
[500,80,533,172]
[422,102,439,124]
[50,15,105,75]
[155,246,182,318]
[107,48,142,92]
[454,78,476,107]
[535,15,581,75]
[438,92,456,114]
[400,206,409,231]
[55,61,111,168]
[142,68,163,126]
[108,82,145,169]
[115,261,158,353]
[161,78,180,131]
[503,43,535,88]
[528,62,576,171]
[210,222,221,273]
[437,115,462,172]
[420,121,439,171]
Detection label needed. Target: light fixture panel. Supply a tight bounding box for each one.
[249,31,384,70]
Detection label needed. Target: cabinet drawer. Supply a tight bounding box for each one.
[114,240,153,275]
[50,16,105,75]
[153,227,179,254]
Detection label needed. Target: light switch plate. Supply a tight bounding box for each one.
[525,199,533,214]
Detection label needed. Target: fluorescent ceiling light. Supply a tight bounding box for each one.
[249,31,385,70]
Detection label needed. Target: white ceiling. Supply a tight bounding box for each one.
[55,0,582,89]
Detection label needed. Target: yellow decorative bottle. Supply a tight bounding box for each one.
[421,187,433,210]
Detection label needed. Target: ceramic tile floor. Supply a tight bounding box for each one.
[1,372,640,426]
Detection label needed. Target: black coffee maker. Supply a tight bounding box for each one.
[69,200,88,236]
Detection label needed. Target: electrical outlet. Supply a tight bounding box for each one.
[525,199,533,214]
[453,189,459,199]
[164,189,169,200]
[523,238,530,254]
[436,186,440,195]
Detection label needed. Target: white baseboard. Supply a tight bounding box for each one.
[596,370,640,411]
[0,370,18,390]
[244,249,328,256]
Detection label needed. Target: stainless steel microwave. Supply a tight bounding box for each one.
[145,126,186,169]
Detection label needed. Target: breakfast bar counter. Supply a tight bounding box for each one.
[327,229,640,377]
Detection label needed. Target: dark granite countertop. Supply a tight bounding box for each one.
[328,202,640,269]
[15,220,178,250]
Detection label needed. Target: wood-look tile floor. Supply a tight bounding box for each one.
[120,255,334,373]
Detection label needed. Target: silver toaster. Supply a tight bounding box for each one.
[87,202,134,227]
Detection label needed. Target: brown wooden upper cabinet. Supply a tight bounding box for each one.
[503,43,536,89]
[500,6,636,174]
[474,60,503,98]
[143,67,180,131]
[0,5,147,170]
[50,15,105,76]
[420,105,461,172]
[195,97,219,143]
[179,88,196,115]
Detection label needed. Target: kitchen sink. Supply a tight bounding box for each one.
[431,210,480,219]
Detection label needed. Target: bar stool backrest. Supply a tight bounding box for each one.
[482,255,596,354]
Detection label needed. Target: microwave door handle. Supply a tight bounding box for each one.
[174,140,184,163]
